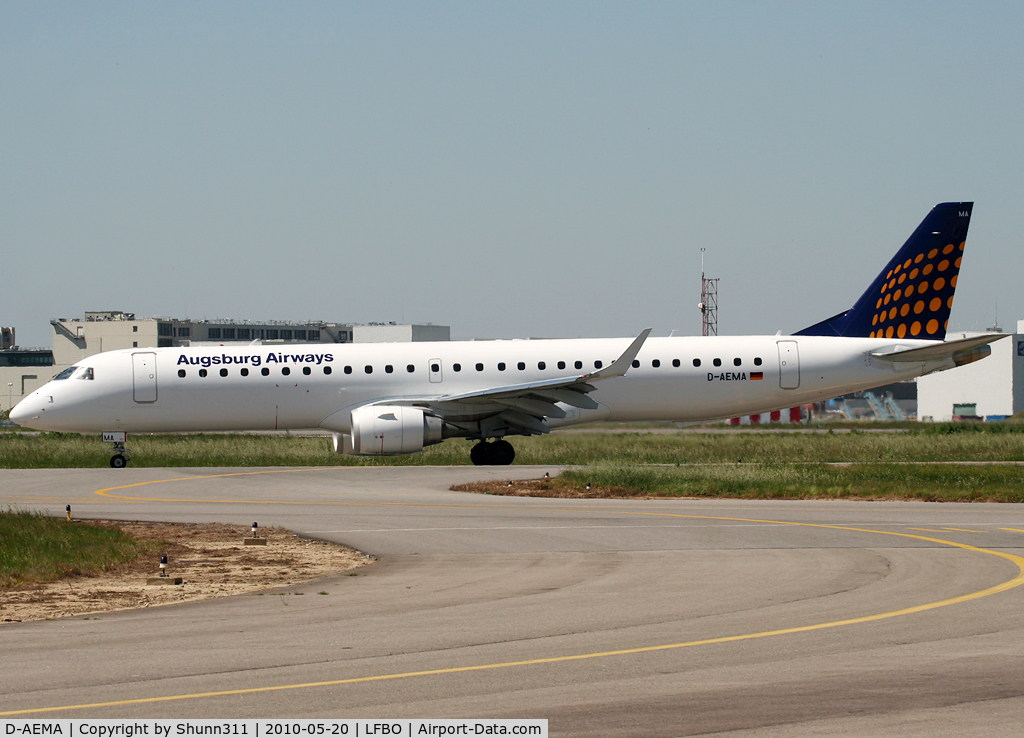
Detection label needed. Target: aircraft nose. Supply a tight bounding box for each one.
[9,394,48,427]
[8,397,32,425]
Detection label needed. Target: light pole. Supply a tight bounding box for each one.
[6,383,12,417]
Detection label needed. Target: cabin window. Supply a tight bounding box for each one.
[282,367,291,376]
[575,361,583,370]
[345,366,353,374]
[672,359,680,367]
[476,363,484,371]
[733,358,742,366]
[558,361,565,370]
[262,368,270,376]
[632,360,640,368]
[324,366,333,375]
[518,362,526,370]
[178,369,186,378]
[538,361,546,370]
[385,365,393,374]
[241,368,249,376]
[693,358,701,367]
[364,365,372,374]
[406,364,415,373]
[652,359,661,368]
[220,368,228,377]
[713,358,722,367]
[430,363,439,373]
[453,363,462,372]
[498,362,506,371]
[754,357,762,366]
[199,369,208,377]
[594,360,603,369]
[303,366,312,375]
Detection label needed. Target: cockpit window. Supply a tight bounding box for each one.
[53,367,77,380]
[77,367,94,380]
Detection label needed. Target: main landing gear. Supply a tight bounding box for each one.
[470,439,516,466]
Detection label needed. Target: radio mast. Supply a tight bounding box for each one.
[699,248,719,337]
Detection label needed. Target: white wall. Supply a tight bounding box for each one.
[351,324,450,342]
[352,324,414,343]
[917,330,1022,420]
[0,367,51,413]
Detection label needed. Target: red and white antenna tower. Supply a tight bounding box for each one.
[699,248,719,337]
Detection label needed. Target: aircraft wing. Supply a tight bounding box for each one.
[379,328,651,436]
[871,333,1008,363]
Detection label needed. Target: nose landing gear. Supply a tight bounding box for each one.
[109,442,130,468]
[470,439,516,466]
[102,431,130,468]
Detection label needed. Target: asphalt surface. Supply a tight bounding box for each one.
[3,466,1024,737]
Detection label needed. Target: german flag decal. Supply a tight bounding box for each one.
[751,372,764,380]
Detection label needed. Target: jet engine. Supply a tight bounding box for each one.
[332,405,443,456]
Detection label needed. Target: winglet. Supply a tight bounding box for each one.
[588,328,652,382]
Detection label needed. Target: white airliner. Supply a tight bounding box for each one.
[12,202,1004,467]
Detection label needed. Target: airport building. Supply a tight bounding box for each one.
[0,326,54,415]
[917,322,1024,421]
[50,311,449,368]
[1,312,449,414]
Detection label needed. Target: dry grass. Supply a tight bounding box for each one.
[1,519,371,622]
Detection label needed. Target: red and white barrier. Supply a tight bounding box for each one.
[727,407,803,426]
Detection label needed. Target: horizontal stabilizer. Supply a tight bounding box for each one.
[871,334,1007,362]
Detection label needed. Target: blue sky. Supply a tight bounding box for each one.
[3,2,1022,347]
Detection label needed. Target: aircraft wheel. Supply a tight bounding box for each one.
[110,454,128,469]
[470,442,491,466]
[492,439,516,465]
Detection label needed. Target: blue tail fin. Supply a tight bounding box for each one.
[796,202,973,340]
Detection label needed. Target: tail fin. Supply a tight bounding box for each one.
[796,202,973,340]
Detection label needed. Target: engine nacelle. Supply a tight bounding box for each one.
[332,405,443,456]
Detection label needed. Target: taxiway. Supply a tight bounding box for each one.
[3,466,1024,737]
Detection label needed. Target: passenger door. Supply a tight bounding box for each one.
[132,352,158,403]
[777,341,800,390]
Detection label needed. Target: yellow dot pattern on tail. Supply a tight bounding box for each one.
[870,241,964,338]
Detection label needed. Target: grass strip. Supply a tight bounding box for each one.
[553,463,1024,502]
[0,509,160,588]
[4,424,1024,468]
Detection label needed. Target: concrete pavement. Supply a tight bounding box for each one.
[3,466,1024,737]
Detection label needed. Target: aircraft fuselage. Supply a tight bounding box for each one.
[14,335,947,435]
